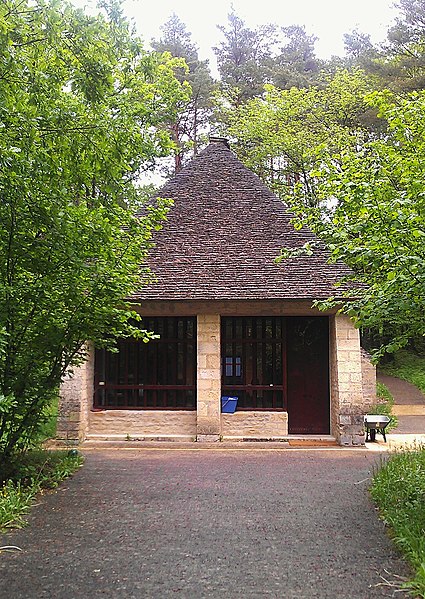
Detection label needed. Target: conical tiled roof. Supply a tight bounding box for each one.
[132,140,353,301]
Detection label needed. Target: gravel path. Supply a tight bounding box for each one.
[0,449,410,599]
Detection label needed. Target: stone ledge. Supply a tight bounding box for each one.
[221,411,288,437]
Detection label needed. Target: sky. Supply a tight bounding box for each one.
[73,0,399,71]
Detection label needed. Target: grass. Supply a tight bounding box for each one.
[370,348,425,595]
[0,450,83,534]
[380,350,425,394]
[371,445,425,598]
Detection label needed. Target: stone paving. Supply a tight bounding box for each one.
[0,448,410,599]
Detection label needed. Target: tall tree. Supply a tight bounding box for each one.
[214,10,277,106]
[152,13,215,172]
[344,29,376,62]
[272,25,322,89]
[0,0,189,460]
[279,91,425,355]
[377,0,425,90]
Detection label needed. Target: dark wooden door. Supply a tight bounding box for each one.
[286,317,330,434]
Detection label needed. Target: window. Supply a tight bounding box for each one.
[221,317,285,410]
[225,356,241,377]
[94,317,196,410]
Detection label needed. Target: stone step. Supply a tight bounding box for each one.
[392,405,425,416]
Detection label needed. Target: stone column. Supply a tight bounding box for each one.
[57,348,94,444]
[330,315,365,446]
[361,348,376,409]
[196,314,221,442]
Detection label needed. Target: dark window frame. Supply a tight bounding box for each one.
[221,316,287,411]
[93,317,197,410]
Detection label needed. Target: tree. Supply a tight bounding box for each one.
[0,0,189,461]
[272,25,322,89]
[152,13,215,172]
[375,0,425,91]
[214,10,277,106]
[223,69,375,205]
[344,29,376,62]
[277,91,425,356]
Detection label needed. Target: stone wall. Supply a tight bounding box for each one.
[196,314,221,441]
[57,307,369,447]
[330,315,365,446]
[221,411,288,439]
[361,348,376,409]
[88,410,196,440]
[57,348,94,444]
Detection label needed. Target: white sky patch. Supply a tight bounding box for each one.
[72,0,398,72]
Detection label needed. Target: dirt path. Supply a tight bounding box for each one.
[377,372,425,434]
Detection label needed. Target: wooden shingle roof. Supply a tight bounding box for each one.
[133,139,352,301]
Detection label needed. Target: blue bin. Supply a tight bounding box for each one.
[221,396,238,413]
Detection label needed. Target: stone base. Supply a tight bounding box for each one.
[89,410,197,438]
[196,434,220,443]
[337,414,366,446]
[86,433,195,443]
[221,411,288,438]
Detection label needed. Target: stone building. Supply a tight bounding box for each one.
[58,138,375,446]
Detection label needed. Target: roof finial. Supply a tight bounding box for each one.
[209,136,230,149]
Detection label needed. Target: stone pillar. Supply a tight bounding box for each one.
[57,349,94,444]
[361,348,376,409]
[196,314,221,442]
[330,315,365,446]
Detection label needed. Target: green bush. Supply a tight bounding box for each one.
[371,446,425,597]
[0,450,83,533]
[35,396,59,444]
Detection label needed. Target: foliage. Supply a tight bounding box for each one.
[0,480,35,531]
[213,10,278,107]
[26,395,60,446]
[304,91,425,356]
[272,25,322,90]
[380,350,425,395]
[382,0,425,91]
[222,69,375,204]
[0,450,83,531]
[152,13,215,171]
[0,0,189,460]
[371,446,425,597]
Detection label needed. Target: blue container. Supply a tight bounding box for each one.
[221,396,238,413]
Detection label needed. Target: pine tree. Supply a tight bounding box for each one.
[152,13,215,172]
[214,10,277,106]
